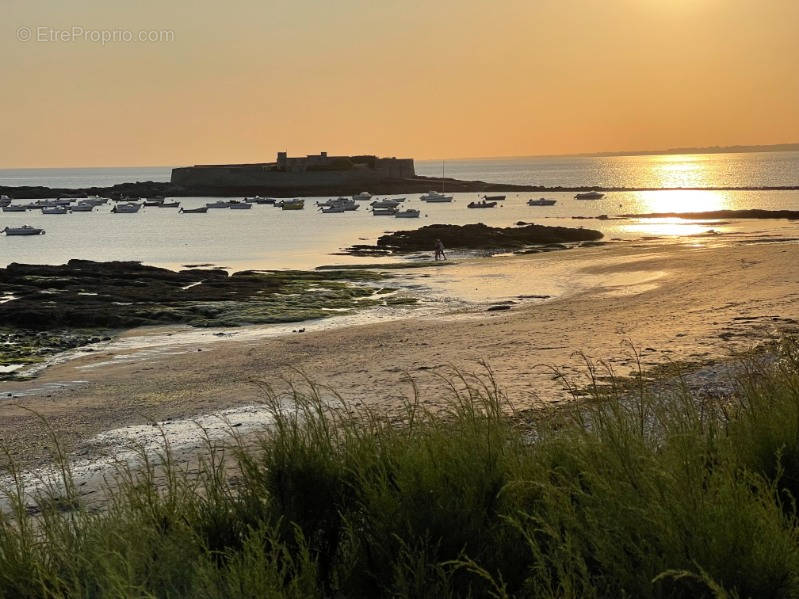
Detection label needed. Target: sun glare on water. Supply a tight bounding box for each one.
[649,154,713,189]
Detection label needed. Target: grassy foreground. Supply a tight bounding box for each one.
[4,348,799,597]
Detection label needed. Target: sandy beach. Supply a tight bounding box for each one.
[2,231,799,479]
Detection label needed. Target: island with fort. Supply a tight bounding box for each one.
[0,151,541,199]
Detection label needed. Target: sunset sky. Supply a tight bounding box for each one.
[2,0,798,167]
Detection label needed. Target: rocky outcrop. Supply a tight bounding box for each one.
[0,260,389,330]
[370,223,603,253]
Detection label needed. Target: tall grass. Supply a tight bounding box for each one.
[3,349,799,597]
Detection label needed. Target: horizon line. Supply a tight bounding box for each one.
[3,141,799,171]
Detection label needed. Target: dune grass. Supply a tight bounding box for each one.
[4,346,799,597]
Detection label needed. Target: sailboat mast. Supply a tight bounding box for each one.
[442,160,445,193]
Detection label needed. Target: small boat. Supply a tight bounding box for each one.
[179,206,208,213]
[229,201,252,209]
[2,205,27,212]
[143,198,165,207]
[0,196,11,207]
[246,196,276,204]
[352,191,372,201]
[69,204,94,212]
[32,200,61,208]
[395,208,420,218]
[420,191,453,202]
[372,206,398,216]
[2,225,45,236]
[206,201,231,209]
[575,191,605,200]
[156,201,181,208]
[482,195,505,202]
[78,197,108,206]
[42,206,68,214]
[467,200,497,209]
[319,197,358,212]
[528,198,557,206]
[279,199,304,210]
[371,198,403,209]
[111,202,142,213]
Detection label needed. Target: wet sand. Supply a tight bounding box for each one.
[2,234,799,476]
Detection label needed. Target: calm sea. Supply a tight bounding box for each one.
[416,151,799,188]
[2,152,799,270]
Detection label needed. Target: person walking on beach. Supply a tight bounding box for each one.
[434,238,447,261]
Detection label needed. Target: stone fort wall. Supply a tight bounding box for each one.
[171,154,415,188]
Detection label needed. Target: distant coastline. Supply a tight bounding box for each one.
[535,142,799,160]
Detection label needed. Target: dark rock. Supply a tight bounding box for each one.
[487,305,511,312]
[351,223,603,254]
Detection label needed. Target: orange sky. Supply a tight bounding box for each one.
[2,0,798,167]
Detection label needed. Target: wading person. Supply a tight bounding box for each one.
[434,238,446,261]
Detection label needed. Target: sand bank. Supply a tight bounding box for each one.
[2,234,799,476]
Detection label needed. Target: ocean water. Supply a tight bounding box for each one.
[417,151,799,189]
[1,152,799,271]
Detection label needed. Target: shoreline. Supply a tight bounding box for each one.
[3,235,799,472]
[3,178,799,200]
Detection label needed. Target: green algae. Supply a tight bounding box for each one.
[0,263,422,378]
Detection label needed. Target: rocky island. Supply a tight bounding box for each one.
[0,152,540,199]
[345,223,604,255]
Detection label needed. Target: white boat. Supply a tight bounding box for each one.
[42,206,68,214]
[482,195,505,202]
[420,191,453,202]
[111,202,142,213]
[2,225,45,236]
[575,191,605,200]
[528,198,557,206]
[370,198,403,209]
[319,197,358,212]
[2,205,27,212]
[206,200,231,209]
[395,208,420,218]
[352,191,372,201]
[421,161,453,202]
